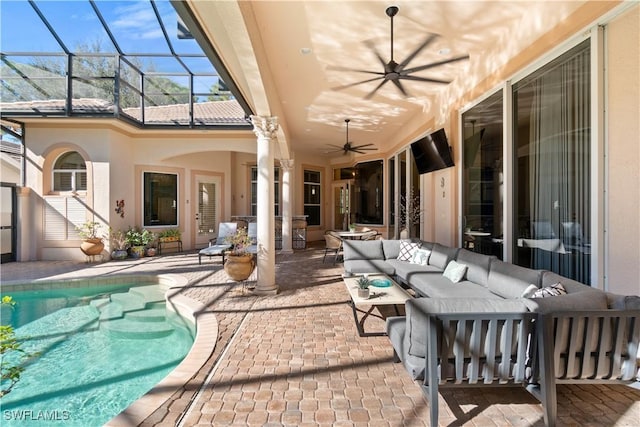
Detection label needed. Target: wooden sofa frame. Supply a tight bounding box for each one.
[420,310,640,427]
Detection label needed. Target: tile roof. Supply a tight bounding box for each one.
[0,98,247,126]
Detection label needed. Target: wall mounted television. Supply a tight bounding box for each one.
[410,128,455,174]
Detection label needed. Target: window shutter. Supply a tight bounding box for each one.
[44,196,87,240]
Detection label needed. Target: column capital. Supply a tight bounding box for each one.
[250,115,279,140]
[279,159,294,171]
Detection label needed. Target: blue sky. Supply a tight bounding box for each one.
[0,0,212,72]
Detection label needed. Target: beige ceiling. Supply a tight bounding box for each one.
[188,1,586,160]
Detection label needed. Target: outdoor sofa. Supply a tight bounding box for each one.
[342,239,640,426]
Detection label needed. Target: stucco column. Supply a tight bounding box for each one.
[280,159,294,254]
[250,115,279,295]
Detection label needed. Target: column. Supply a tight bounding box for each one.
[280,159,294,254]
[250,115,279,295]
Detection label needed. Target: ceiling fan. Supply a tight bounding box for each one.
[325,119,377,155]
[331,5,469,99]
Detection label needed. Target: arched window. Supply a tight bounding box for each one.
[52,151,87,192]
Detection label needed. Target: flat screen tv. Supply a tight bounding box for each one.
[410,128,455,174]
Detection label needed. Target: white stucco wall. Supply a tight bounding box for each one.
[605,5,640,296]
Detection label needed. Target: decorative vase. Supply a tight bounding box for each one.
[129,246,145,259]
[224,254,255,281]
[80,238,104,256]
[111,249,128,260]
[146,247,157,257]
[358,288,370,299]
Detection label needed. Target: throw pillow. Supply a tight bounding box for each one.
[410,248,431,265]
[521,284,539,298]
[443,260,468,283]
[397,241,421,262]
[530,282,567,298]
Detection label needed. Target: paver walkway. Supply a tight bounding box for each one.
[2,243,639,426]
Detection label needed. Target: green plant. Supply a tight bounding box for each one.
[125,227,154,247]
[158,228,181,240]
[356,275,371,289]
[109,228,129,251]
[75,220,103,240]
[1,296,34,398]
[224,227,253,256]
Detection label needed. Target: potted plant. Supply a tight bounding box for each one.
[109,228,129,260]
[349,223,357,232]
[145,232,158,257]
[125,227,153,258]
[223,227,255,281]
[158,228,181,243]
[356,275,371,299]
[76,220,105,256]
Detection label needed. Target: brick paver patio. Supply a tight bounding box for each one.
[2,242,639,426]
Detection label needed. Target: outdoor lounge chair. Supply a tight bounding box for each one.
[198,222,236,265]
[246,222,258,255]
[323,231,343,265]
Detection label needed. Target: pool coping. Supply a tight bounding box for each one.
[105,273,218,427]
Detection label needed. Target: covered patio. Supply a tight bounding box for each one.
[2,247,639,426]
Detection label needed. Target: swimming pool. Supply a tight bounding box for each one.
[1,278,195,427]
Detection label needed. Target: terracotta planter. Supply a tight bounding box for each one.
[146,247,157,257]
[80,238,104,256]
[224,254,255,281]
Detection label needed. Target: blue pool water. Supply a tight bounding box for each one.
[1,282,194,427]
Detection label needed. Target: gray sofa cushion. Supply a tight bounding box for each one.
[381,239,404,260]
[606,293,640,310]
[343,259,395,275]
[386,259,440,282]
[410,274,502,299]
[405,298,529,358]
[541,271,597,294]
[522,290,608,313]
[487,260,543,299]
[455,249,496,287]
[428,243,459,270]
[343,240,384,260]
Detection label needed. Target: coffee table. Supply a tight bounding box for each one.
[342,273,412,337]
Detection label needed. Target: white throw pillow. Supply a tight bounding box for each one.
[410,248,431,265]
[397,241,420,261]
[530,282,567,298]
[443,260,468,283]
[521,284,539,298]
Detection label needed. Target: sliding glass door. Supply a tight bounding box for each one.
[513,40,591,283]
[462,91,504,259]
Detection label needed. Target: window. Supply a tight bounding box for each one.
[303,170,321,226]
[52,151,86,192]
[250,166,280,216]
[353,160,384,225]
[143,172,178,227]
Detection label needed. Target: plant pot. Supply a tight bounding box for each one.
[111,249,128,260]
[224,254,255,281]
[129,246,145,259]
[146,247,157,257]
[80,238,104,256]
[357,288,370,299]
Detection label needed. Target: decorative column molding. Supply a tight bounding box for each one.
[280,159,294,254]
[250,115,279,295]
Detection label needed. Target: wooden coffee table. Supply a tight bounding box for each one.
[342,273,413,336]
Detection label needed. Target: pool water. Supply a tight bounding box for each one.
[1,283,194,427]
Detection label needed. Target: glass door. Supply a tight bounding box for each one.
[194,174,221,248]
[332,180,352,231]
[1,184,16,263]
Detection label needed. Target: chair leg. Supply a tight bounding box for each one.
[199,253,202,265]
[322,249,327,263]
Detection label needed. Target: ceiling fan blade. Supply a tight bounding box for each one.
[331,75,385,91]
[402,54,470,75]
[327,65,384,76]
[351,143,375,149]
[363,39,389,70]
[391,78,410,97]
[396,33,438,71]
[400,74,451,84]
[364,79,390,100]
[326,144,346,149]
